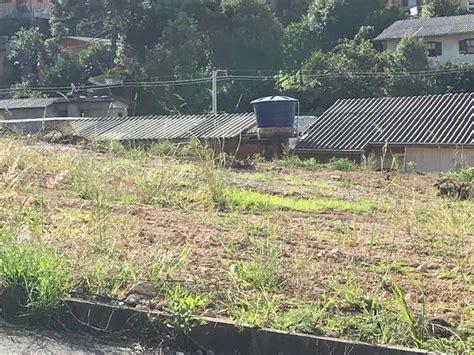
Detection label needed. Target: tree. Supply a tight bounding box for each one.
[306,0,387,50]
[421,0,462,18]
[141,13,211,113]
[215,0,284,70]
[282,38,389,111]
[391,35,429,70]
[386,35,430,96]
[8,27,47,78]
[282,21,317,69]
[41,51,83,86]
[80,42,114,78]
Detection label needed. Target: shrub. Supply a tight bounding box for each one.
[446,167,474,182]
[325,158,359,171]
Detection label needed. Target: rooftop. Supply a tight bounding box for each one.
[295,92,473,152]
[61,36,112,46]
[374,14,474,41]
[62,113,256,141]
[0,98,62,110]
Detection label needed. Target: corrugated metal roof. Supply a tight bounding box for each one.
[374,14,474,41]
[296,92,473,152]
[61,36,112,46]
[0,98,62,110]
[66,113,257,141]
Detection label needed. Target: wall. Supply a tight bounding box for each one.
[58,38,92,54]
[386,34,474,64]
[64,101,128,118]
[367,145,474,172]
[0,0,49,16]
[388,0,471,10]
[0,106,58,133]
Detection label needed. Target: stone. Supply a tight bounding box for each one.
[128,282,157,298]
[124,293,145,307]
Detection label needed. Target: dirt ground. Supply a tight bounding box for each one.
[0,138,472,351]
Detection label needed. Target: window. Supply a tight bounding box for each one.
[467,39,474,54]
[425,41,442,57]
[459,39,474,54]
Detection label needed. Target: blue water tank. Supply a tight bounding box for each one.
[250,96,298,128]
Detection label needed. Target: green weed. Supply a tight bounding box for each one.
[81,257,138,297]
[163,284,208,336]
[227,291,280,327]
[231,243,286,291]
[277,300,333,334]
[0,228,71,321]
[445,167,474,182]
[225,189,375,212]
[147,248,189,291]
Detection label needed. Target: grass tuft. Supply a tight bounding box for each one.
[0,228,71,321]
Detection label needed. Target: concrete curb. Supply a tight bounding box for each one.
[61,298,432,355]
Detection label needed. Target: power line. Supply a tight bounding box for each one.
[1,66,473,95]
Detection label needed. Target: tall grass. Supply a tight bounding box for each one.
[191,141,228,209]
[0,228,71,321]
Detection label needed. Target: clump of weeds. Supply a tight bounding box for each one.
[0,227,71,322]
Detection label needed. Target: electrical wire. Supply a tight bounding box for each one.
[1,66,473,95]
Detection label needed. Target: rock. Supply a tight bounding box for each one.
[124,293,145,307]
[128,282,157,298]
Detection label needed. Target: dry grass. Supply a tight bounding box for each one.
[0,137,472,352]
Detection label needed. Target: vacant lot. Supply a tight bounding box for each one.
[0,137,472,352]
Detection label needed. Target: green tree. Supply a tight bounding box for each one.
[40,51,83,86]
[79,42,114,78]
[282,38,389,111]
[8,27,47,78]
[306,0,387,50]
[421,0,462,18]
[386,35,430,96]
[282,21,317,69]
[141,13,211,113]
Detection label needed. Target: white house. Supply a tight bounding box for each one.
[374,14,474,64]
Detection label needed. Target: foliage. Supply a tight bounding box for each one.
[231,239,286,291]
[305,0,388,50]
[0,228,71,321]
[421,0,464,18]
[5,0,472,115]
[445,168,474,182]
[7,27,47,76]
[163,284,208,336]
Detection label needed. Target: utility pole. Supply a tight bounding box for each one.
[211,69,227,115]
[212,70,218,115]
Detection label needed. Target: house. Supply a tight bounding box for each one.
[0,0,50,19]
[0,96,128,133]
[387,0,473,14]
[58,36,112,54]
[375,14,474,64]
[294,92,473,172]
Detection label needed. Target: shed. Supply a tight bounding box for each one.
[295,92,474,172]
[0,96,129,133]
[55,113,287,159]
